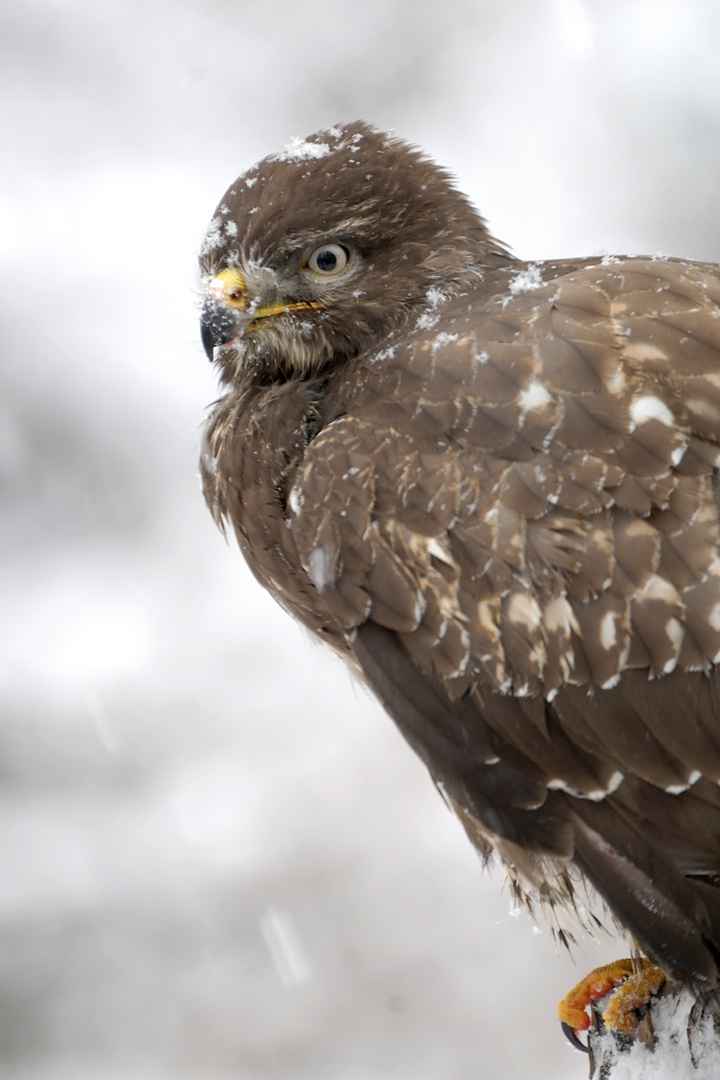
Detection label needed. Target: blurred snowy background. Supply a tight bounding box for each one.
[1,1,719,1077]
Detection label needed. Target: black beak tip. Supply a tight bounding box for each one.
[200,300,238,362]
[200,317,216,361]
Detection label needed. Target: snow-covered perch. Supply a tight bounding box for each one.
[583,979,720,1079]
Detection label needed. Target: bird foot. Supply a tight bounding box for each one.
[558,958,666,1051]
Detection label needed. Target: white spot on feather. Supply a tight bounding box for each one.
[507,592,543,631]
[605,367,627,395]
[665,781,692,795]
[412,591,428,626]
[306,545,336,593]
[639,574,681,604]
[548,769,623,802]
[606,770,624,795]
[426,537,454,566]
[544,595,579,635]
[519,379,552,412]
[600,611,617,650]
[630,395,674,427]
[663,618,684,668]
[624,342,669,363]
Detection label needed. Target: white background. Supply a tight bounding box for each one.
[1,1,719,1077]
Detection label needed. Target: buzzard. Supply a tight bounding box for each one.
[199,122,720,1031]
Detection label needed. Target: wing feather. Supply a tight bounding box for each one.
[288,254,720,697]
[282,255,720,974]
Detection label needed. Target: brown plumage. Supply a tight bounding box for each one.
[199,122,720,989]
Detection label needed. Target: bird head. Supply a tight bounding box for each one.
[199,121,510,385]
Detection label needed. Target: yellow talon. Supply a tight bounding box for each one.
[558,958,666,1043]
[603,961,667,1033]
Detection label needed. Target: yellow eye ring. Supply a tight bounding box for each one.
[304,243,351,276]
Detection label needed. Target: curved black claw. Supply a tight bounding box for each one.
[561,1021,589,1053]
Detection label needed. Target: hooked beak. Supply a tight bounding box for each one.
[200,267,321,361]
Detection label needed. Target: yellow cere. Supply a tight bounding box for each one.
[207,268,321,326]
[208,268,247,309]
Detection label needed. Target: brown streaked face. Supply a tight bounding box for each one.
[199,121,507,384]
[200,237,360,381]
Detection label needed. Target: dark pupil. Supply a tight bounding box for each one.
[316,248,338,272]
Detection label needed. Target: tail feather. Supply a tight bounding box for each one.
[572,808,719,985]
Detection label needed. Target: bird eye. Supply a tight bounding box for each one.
[305,243,351,276]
